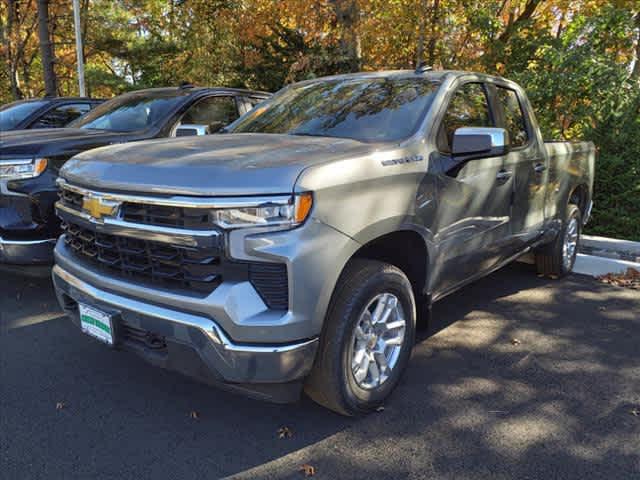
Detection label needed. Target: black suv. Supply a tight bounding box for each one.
[0,86,270,265]
[0,97,104,131]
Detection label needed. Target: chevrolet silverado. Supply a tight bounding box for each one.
[52,69,595,415]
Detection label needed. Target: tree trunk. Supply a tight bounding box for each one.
[330,0,361,71]
[497,0,543,44]
[415,0,428,67]
[37,0,57,96]
[426,0,440,66]
[3,0,22,99]
[632,12,640,80]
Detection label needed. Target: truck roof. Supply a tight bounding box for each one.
[291,69,516,86]
[120,86,271,98]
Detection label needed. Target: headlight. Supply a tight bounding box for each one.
[213,192,313,229]
[0,158,48,180]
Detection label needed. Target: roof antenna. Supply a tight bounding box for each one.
[415,62,433,74]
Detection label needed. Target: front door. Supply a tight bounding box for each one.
[430,82,514,295]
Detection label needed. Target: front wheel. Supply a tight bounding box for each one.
[535,204,582,278]
[304,259,416,416]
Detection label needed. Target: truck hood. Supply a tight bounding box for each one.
[0,128,140,156]
[61,133,377,196]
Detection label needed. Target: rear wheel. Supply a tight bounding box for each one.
[535,204,581,278]
[305,259,416,416]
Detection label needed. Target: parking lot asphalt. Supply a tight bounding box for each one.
[1,263,639,480]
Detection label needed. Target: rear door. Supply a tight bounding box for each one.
[492,83,547,249]
[430,81,515,294]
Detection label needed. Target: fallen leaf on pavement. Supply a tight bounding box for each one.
[299,464,316,477]
[189,411,200,419]
[277,426,292,438]
[56,402,66,410]
[631,408,640,417]
[598,268,640,290]
[510,338,521,346]
[375,406,385,412]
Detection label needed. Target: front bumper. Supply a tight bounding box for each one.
[1,173,60,264]
[0,236,56,264]
[52,264,319,402]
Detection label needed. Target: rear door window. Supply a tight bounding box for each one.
[32,103,93,128]
[180,96,239,130]
[438,83,493,152]
[495,87,529,147]
[238,96,265,115]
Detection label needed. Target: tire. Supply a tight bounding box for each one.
[535,204,582,278]
[304,259,416,416]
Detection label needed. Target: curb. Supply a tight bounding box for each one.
[580,235,640,263]
[574,254,640,278]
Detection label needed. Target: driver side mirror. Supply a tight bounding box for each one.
[451,127,510,159]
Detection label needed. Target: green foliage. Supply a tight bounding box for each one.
[586,91,640,240]
[501,4,639,240]
[1,0,638,239]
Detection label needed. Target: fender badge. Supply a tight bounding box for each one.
[381,155,424,166]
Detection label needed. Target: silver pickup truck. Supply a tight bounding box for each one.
[52,70,595,415]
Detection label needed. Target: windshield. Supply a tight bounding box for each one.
[0,100,48,130]
[70,91,187,132]
[228,77,439,143]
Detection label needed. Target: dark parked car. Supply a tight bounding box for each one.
[0,86,270,265]
[0,97,103,131]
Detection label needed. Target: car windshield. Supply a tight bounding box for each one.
[70,91,187,132]
[228,77,439,143]
[0,100,48,130]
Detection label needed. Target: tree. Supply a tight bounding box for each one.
[36,0,56,96]
[329,0,361,71]
[632,10,640,80]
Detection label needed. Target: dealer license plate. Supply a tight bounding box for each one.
[79,304,114,345]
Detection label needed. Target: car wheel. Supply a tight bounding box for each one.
[305,259,416,416]
[535,204,582,278]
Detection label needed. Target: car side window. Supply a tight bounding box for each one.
[437,83,493,153]
[32,103,92,128]
[180,96,239,130]
[238,96,264,115]
[496,87,529,147]
[245,97,264,109]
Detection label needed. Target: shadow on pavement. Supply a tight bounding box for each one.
[1,263,638,479]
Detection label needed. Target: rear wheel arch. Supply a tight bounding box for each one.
[568,183,590,221]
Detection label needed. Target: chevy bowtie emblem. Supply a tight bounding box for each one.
[82,195,119,220]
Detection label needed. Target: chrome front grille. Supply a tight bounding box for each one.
[56,181,290,308]
[121,203,213,230]
[59,188,83,210]
[62,221,225,294]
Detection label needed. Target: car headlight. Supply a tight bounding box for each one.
[0,158,48,180]
[213,192,313,229]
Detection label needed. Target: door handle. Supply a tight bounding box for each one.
[496,170,512,182]
[534,163,547,173]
